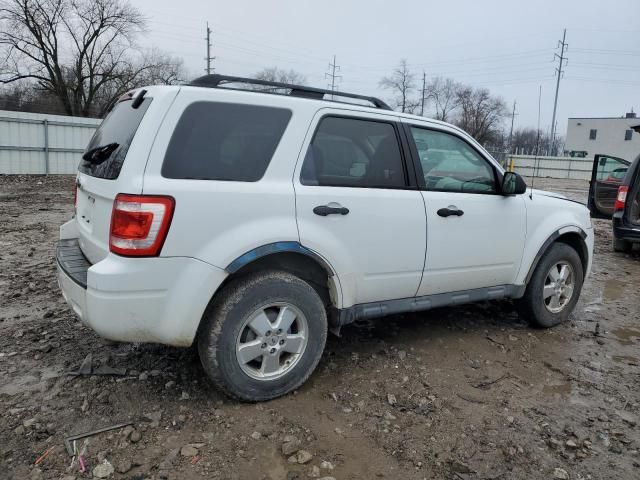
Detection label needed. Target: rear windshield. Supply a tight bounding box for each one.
[161,102,292,182]
[78,98,152,179]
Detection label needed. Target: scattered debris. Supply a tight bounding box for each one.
[64,422,133,455]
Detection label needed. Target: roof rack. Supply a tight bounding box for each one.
[188,74,392,110]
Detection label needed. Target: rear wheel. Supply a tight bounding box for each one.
[198,270,327,401]
[517,243,584,328]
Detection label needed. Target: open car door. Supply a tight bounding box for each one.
[588,154,631,219]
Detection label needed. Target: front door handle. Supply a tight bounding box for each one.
[313,205,350,216]
[437,206,464,217]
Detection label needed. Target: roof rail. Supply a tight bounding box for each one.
[188,74,392,110]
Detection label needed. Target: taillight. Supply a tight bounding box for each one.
[109,194,175,257]
[614,186,628,212]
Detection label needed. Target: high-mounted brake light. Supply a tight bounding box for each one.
[614,186,628,212]
[109,194,175,257]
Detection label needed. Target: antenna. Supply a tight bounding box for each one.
[530,85,542,199]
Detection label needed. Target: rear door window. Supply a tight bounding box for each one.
[300,116,407,188]
[79,98,152,179]
[162,102,292,181]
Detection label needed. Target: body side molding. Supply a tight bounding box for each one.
[334,284,524,327]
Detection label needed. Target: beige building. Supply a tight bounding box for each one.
[565,111,640,161]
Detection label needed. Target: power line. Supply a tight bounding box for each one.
[549,28,568,156]
[325,55,342,97]
[205,22,215,74]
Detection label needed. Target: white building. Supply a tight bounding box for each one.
[565,111,640,161]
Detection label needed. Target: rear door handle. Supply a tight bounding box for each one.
[313,205,349,216]
[437,206,464,217]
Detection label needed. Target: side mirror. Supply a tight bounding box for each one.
[501,172,527,195]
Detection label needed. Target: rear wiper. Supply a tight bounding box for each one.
[82,142,119,164]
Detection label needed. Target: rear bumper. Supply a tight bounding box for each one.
[55,235,228,347]
[613,215,640,243]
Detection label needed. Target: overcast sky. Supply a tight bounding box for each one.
[135,0,639,134]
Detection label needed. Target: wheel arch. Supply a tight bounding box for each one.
[523,226,589,287]
[221,242,342,309]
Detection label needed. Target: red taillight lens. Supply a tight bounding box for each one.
[614,186,629,212]
[109,194,175,257]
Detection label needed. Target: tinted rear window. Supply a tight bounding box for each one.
[79,98,152,179]
[161,102,292,182]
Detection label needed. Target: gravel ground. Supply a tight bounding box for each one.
[1,175,639,480]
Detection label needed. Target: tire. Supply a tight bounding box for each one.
[613,236,632,253]
[517,243,584,328]
[197,270,328,402]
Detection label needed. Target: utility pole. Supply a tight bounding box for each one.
[550,28,568,155]
[420,71,426,116]
[325,55,341,99]
[205,22,215,74]
[508,100,517,153]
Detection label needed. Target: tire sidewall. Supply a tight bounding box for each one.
[199,271,327,401]
[525,243,584,328]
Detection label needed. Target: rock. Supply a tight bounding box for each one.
[296,450,313,464]
[181,445,199,457]
[383,412,397,421]
[93,460,115,478]
[565,439,578,449]
[180,391,190,400]
[165,380,176,389]
[320,460,334,470]
[615,410,638,427]
[138,372,148,380]
[29,468,43,480]
[116,459,132,474]
[144,411,162,428]
[23,418,37,428]
[309,465,321,477]
[250,431,262,440]
[318,477,336,480]
[398,350,407,360]
[506,416,515,424]
[387,394,397,406]
[282,436,301,456]
[130,430,141,443]
[553,467,569,479]
[13,425,25,435]
[547,438,562,450]
[288,454,298,464]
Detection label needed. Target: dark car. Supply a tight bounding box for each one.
[588,153,640,252]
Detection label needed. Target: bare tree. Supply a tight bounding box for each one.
[379,59,418,113]
[454,86,508,145]
[254,67,306,85]
[0,0,184,117]
[425,76,461,122]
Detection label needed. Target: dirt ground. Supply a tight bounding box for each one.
[1,175,639,480]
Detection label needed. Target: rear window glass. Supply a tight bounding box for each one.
[79,98,152,179]
[162,102,292,182]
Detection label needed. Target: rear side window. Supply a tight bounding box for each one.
[162,102,292,181]
[79,98,152,179]
[300,116,406,188]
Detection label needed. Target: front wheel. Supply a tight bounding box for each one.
[517,243,584,328]
[198,270,327,401]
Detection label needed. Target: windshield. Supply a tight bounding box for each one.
[78,97,152,179]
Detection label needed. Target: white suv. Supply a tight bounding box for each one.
[56,75,594,401]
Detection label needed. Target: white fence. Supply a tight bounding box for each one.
[506,154,593,181]
[0,110,100,174]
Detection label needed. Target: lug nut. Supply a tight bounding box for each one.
[270,348,276,354]
[261,343,267,349]
[277,329,282,334]
[265,330,271,337]
[279,339,285,345]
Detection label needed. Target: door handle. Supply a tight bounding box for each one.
[313,205,350,216]
[437,206,464,217]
